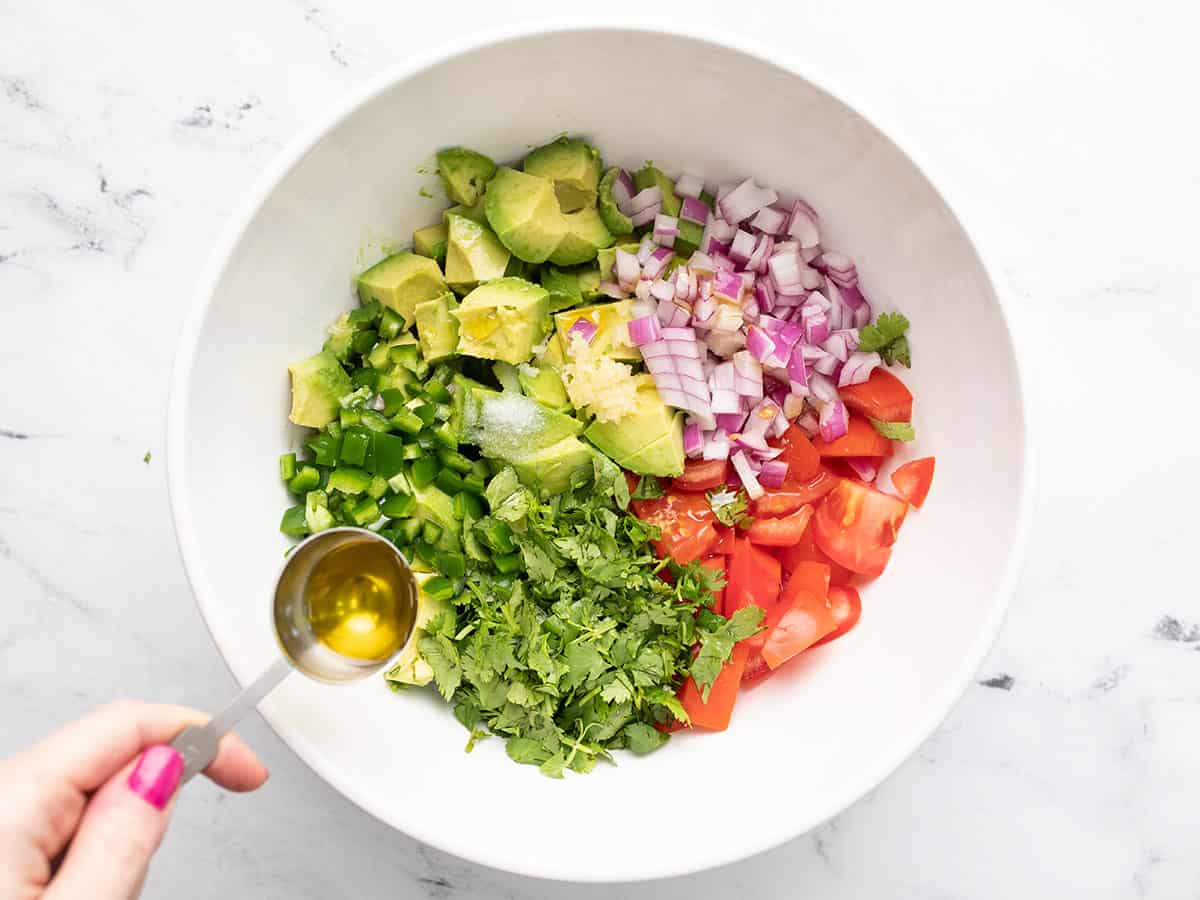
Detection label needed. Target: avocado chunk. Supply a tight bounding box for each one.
[576,264,601,299]
[411,480,459,539]
[583,375,685,476]
[484,167,568,264]
[597,167,634,235]
[536,332,567,368]
[452,277,550,365]
[356,252,446,325]
[435,147,497,206]
[540,265,583,312]
[288,350,352,428]
[443,197,487,226]
[523,137,603,213]
[633,165,681,217]
[384,574,455,687]
[459,386,583,462]
[518,363,571,412]
[412,222,448,262]
[510,435,595,496]
[549,207,614,266]
[555,300,639,361]
[443,213,511,291]
[414,292,460,363]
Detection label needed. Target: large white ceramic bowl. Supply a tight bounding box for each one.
[168,24,1031,882]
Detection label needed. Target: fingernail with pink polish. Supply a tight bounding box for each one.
[127,745,184,810]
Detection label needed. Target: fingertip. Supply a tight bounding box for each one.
[204,732,270,792]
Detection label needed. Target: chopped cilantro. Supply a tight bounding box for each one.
[868,418,916,441]
[632,475,665,499]
[707,487,751,528]
[858,312,911,367]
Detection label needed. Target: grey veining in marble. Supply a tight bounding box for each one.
[2,1,1198,897]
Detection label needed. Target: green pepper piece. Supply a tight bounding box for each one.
[327,467,372,495]
[422,575,456,602]
[437,449,474,474]
[348,497,381,526]
[461,472,486,495]
[453,491,484,520]
[401,443,424,461]
[370,432,407,479]
[395,517,422,544]
[424,380,452,404]
[391,408,424,436]
[436,551,466,580]
[412,539,437,566]
[380,493,416,519]
[378,307,405,340]
[476,518,515,554]
[409,456,439,487]
[279,452,297,482]
[351,329,378,354]
[410,401,437,426]
[493,552,523,575]
[287,464,321,494]
[279,504,309,536]
[379,388,407,417]
[347,300,382,326]
[430,423,457,450]
[421,520,444,545]
[339,428,371,467]
[366,474,389,499]
[359,409,392,434]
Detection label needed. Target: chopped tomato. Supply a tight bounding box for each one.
[742,648,772,684]
[761,599,837,669]
[678,642,749,731]
[777,426,822,484]
[671,459,729,492]
[712,525,735,556]
[698,555,727,614]
[745,506,813,546]
[813,479,908,577]
[780,531,855,585]
[781,560,831,609]
[752,467,838,516]
[837,369,913,422]
[813,585,862,647]
[725,539,781,622]
[632,489,718,563]
[891,456,935,508]
[811,415,893,458]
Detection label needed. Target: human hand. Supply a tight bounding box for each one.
[0,700,268,900]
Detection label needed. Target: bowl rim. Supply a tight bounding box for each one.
[166,19,1035,883]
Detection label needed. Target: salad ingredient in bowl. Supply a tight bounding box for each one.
[276,136,936,776]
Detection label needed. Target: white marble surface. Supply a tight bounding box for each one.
[2,1,1197,897]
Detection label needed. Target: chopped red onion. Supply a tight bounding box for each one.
[713,269,743,302]
[675,173,705,199]
[703,430,731,461]
[805,313,831,346]
[747,234,775,274]
[630,185,662,213]
[615,248,640,289]
[708,218,737,242]
[797,411,819,437]
[783,392,806,420]
[787,344,809,395]
[635,279,653,303]
[751,205,788,235]
[643,354,673,376]
[845,456,879,482]
[642,246,673,280]
[730,229,756,264]
[680,196,708,224]
[705,328,747,359]
[711,389,740,414]
[627,315,662,346]
[614,170,636,213]
[822,331,851,363]
[808,371,838,404]
[667,340,701,360]
[658,387,688,409]
[758,459,789,488]
[688,252,715,275]
[734,375,764,399]
[768,249,804,288]
[654,371,683,391]
[745,326,775,363]
[710,250,735,270]
[814,251,857,288]
[818,400,849,442]
[661,326,696,341]
[597,280,628,299]
[650,280,675,303]
[631,205,660,228]
[676,356,704,381]
[639,340,670,359]
[786,198,820,248]
[838,282,868,310]
[567,317,598,343]
[716,411,747,434]
[683,422,704,457]
[709,361,735,390]
[653,214,679,248]
[853,302,871,329]
[693,296,716,324]
[839,350,883,387]
[730,450,765,499]
[813,353,838,376]
[719,178,778,225]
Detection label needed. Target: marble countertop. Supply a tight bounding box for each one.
[2,1,1197,897]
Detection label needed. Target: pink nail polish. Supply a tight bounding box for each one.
[127,745,184,810]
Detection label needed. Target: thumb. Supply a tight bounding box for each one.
[44,745,184,900]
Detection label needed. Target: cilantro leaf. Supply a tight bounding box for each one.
[505,736,553,766]
[868,417,916,441]
[417,634,462,701]
[858,312,911,367]
[707,487,751,528]
[691,605,766,700]
[632,475,665,500]
[624,722,669,754]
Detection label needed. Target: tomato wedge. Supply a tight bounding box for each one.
[891,456,935,508]
[678,642,749,731]
[813,585,862,647]
[811,415,894,458]
[698,555,727,614]
[742,648,772,684]
[725,538,781,621]
[752,468,838,516]
[761,562,836,669]
[777,425,822,484]
[837,369,913,422]
[711,525,735,556]
[780,530,855,585]
[671,459,729,492]
[745,506,813,547]
[813,479,908,577]
[632,489,719,563]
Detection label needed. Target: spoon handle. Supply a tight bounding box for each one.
[170,657,293,784]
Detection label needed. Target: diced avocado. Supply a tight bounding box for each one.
[484,167,568,264]
[452,277,550,365]
[540,265,583,312]
[597,167,634,235]
[536,332,567,369]
[633,165,681,217]
[583,375,685,476]
[411,480,459,539]
[414,292,460,363]
[549,207,614,266]
[435,147,497,206]
[523,137,603,213]
[448,372,488,442]
[324,312,356,362]
[555,300,639,361]
[510,435,595,497]
[384,574,455,687]
[576,265,600,299]
[443,213,511,291]
[443,197,487,226]
[288,350,352,428]
[492,361,523,394]
[459,386,583,462]
[412,222,448,262]
[597,242,641,281]
[518,363,571,412]
[356,252,446,325]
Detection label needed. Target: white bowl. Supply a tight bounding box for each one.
[168,24,1031,882]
